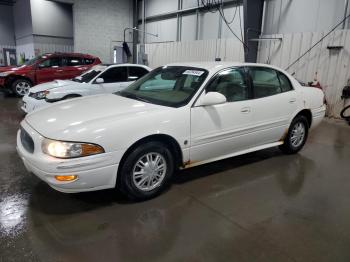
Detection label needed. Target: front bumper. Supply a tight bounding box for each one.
[17,120,123,193]
[21,96,50,114]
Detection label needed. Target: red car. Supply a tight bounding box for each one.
[0,53,101,96]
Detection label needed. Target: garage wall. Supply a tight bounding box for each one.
[142,37,244,68]
[72,0,133,63]
[30,0,74,56]
[139,0,244,43]
[262,0,350,34]
[13,0,35,62]
[257,29,350,118]
[0,5,15,46]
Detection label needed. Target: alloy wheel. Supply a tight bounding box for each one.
[290,122,306,148]
[15,82,31,96]
[132,152,167,192]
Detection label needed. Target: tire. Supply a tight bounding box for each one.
[119,141,174,201]
[279,115,309,154]
[12,79,32,97]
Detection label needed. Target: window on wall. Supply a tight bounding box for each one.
[249,67,282,98]
[206,68,248,102]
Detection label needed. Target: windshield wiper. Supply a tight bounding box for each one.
[117,91,152,103]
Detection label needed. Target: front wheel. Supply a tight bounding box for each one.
[279,115,309,154]
[12,79,32,97]
[119,141,174,201]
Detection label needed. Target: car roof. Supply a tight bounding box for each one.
[105,63,152,70]
[42,52,98,59]
[164,61,287,74]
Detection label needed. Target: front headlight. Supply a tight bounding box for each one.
[0,71,11,77]
[42,138,105,158]
[34,90,49,100]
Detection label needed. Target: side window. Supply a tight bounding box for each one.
[206,68,248,102]
[64,57,83,66]
[38,57,61,68]
[99,67,127,83]
[278,72,293,92]
[128,67,149,81]
[249,67,282,98]
[83,58,95,65]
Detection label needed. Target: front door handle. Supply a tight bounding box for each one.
[289,98,296,103]
[241,107,251,113]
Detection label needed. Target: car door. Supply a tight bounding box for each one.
[35,56,64,84]
[97,66,128,93]
[61,57,89,79]
[247,66,298,145]
[190,67,255,163]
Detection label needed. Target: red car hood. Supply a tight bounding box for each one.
[0,66,16,72]
[0,65,31,73]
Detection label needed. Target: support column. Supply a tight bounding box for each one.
[243,0,264,62]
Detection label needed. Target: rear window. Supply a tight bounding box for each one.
[84,58,95,65]
[99,67,128,83]
[64,57,83,66]
[128,66,149,81]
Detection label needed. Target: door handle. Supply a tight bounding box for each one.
[289,98,296,103]
[240,107,251,113]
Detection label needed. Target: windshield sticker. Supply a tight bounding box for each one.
[183,70,205,76]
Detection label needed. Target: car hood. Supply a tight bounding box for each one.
[25,94,169,140]
[30,80,79,92]
[0,66,16,72]
[0,64,31,73]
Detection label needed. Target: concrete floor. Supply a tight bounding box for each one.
[1,93,350,262]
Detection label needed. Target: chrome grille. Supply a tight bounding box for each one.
[20,127,34,153]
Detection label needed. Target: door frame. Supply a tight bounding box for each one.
[3,48,17,66]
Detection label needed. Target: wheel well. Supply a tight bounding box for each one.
[117,134,183,181]
[296,109,312,127]
[63,94,81,99]
[6,75,33,88]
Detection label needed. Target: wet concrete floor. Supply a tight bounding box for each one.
[1,93,350,261]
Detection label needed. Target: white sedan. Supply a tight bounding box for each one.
[17,62,326,200]
[21,64,151,113]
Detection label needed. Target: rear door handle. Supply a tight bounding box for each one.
[289,98,296,103]
[240,107,251,113]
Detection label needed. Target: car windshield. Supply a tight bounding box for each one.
[72,68,104,83]
[23,56,44,66]
[116,66,208,107]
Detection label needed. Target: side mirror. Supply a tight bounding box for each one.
[38,64,46,69]
[95,78,104,84]
[198,92,227,106]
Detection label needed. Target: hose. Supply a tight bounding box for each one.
[340,105,350,125]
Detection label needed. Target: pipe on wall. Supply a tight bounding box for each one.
[343,0,349,29]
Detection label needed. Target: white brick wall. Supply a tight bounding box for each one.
[73,0,133,63]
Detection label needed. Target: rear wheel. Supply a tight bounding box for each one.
[12,79,32,97]
[279,115,309,154]
[119,141,174,201]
